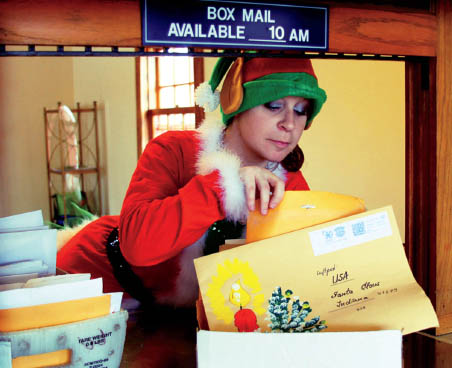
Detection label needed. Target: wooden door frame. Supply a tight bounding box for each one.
[405,58,437,310]
[0,0,451,339]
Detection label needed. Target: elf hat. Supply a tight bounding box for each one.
[195,57,327,128]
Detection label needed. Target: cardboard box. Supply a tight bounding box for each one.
[197,329,402,368]
[0,310,128,367]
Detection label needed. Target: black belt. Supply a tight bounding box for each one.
[205,219,245,255]
[106,227,156,306]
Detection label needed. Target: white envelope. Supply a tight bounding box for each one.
[0,278,103,309]
[0,210,44,232]
[0,229,57,276]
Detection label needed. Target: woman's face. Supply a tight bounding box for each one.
[231,96,310,166]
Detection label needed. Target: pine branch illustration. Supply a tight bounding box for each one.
[267,287,328,333]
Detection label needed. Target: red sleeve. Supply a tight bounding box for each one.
[285,170,310,191]
[119,131,226,267]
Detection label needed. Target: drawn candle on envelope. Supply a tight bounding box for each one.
[206,258,266,332]
[205,258,327,333]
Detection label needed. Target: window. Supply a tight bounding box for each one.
[136,49,204,156]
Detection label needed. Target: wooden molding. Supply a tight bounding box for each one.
[435,0,452,336]
[0,0,141,47]
[1,0,451,345]
[135,57,143,159]
[0,0,437,56]
[405,59,437,303]
[437,313,452,336]
[329,5,436,56]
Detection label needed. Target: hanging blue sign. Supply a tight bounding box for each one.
[141,1,328,51]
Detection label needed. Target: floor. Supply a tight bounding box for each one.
[119,306,452,368]
[120,306,198,368]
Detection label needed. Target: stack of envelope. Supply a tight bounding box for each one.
[0,210,128,368]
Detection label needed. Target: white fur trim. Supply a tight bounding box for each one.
[196,116,224,154]
[198,149,247,223]
[155,233,206,307]
[196,119,248,223]
[56,218,98,252]
[195,81,220,112]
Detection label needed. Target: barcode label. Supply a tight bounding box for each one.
[309,211,393,256]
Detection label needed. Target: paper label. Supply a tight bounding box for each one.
[309,211,392,256]
[83,357,110,367]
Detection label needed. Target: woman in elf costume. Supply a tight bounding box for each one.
[57,57,327,308]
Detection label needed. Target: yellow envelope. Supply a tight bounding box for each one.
[0,295,111,333]
[246,191,366,243]
[194,206,438,335]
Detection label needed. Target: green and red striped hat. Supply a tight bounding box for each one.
[195,57,327,128]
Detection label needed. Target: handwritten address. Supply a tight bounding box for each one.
[317,265,394,312]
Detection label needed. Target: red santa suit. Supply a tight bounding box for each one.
[57,118,309,307]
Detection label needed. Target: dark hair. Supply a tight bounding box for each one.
[281,144,304,172]
[281,98,312,172]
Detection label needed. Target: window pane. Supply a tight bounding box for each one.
[188,83,194,106]
[175,85,190,107]
[152,115,159,131]
[159,87,175,108]
[146,57,157,109]
[154,129,164,138]
[159,114,168,130]
[174,57,191,84]
[153,114,168,138]
[184,113,196,130]
[189,58,194,83]
[158,58,174,86]
[152,115,161,138]
[169,114,183,130]
[143,52,201,141]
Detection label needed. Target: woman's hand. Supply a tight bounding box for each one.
[239,166,285,215]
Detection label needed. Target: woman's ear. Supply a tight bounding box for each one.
[220,58,244,115]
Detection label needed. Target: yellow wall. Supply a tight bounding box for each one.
[305,59,405,237]
[0,56,136,220]
[72,57,137,215]
[0,57,74,220]
[0,56,405,239]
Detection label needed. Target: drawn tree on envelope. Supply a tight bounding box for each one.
[267,286,328,333]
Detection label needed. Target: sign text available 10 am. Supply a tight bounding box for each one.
[142,1,328,51]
